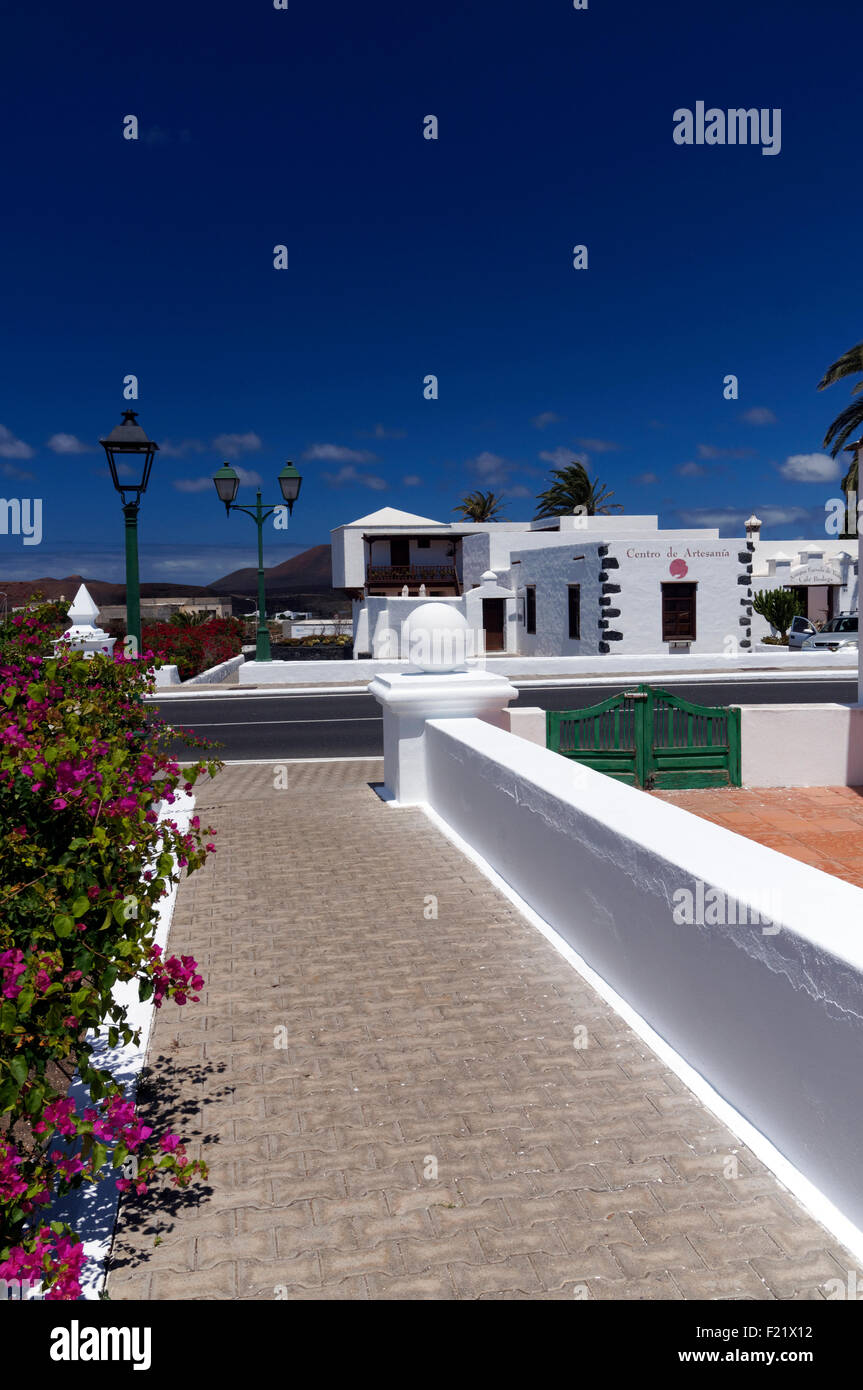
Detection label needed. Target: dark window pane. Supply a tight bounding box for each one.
[568,585,580,639]
[526,586,536,634]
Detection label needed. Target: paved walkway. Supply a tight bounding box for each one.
[653,785,863,891]
[108,762,855,1300]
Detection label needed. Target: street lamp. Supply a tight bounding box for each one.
[213,461,303,661]
[99,409,159,653]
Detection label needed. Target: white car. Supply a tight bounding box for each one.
[787,615,818,648]
[801,613,858,652]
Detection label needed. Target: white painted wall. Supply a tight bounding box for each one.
[740,704,863,787]
[183,653,245,686]
[422,716,863,1235]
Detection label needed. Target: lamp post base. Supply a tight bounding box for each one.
[255,627,272,662]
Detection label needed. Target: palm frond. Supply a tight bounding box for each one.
[817,341,863,391]
[822,400,863,457]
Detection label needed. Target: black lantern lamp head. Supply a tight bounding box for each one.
[278,461,302,514]
[213,463,241,515]
[99,410,159,507]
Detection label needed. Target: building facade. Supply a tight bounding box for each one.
[331,507,859,659]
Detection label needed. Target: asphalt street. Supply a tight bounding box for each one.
[149,676,860,762]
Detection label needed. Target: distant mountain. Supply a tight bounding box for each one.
[0,545,337,612]
[0,575,219,606]
[208,544,334,594]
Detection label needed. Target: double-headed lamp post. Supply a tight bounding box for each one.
[99,410,159,653]
[213,461,302,661]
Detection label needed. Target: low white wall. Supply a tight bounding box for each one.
[153,664,180,687]
[741,703,863,787]
[239,648,858,686]
[183,653,245,686]
[422,717,863,1234]
[482,705,546,746]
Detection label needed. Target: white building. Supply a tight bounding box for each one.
[331,507,859,659]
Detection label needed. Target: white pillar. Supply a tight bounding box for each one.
[54,584,116,659]
[368,602,517,805]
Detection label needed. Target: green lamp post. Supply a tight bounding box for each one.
[99,410,159,653]
[213,461,302,661]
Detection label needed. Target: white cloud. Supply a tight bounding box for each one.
[677,461,707,477]
[323,464,387,490]
[539,447,586,470]
[676,504,810,528]
[304,443,378,464]
[372,424,407,440]
[0,425,34,460]
[532,411,562,430]
[577,438,619,453]
[403,474,422,486]
[697,444,753,459]
[468,451,515,486]
[757,505,817,526]
[172,465,261,494]
[212,432,262,456]
[1,461,36,481]
[159,438,206,458]
[741,407,777,425]
[507,484,532,498]
[173,477,213,493]
[633,471,658,485]
[779,453,840,483]
[47,433,91,454]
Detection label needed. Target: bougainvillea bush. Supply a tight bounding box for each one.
[0,602,221,1297]
[142,616,244,682]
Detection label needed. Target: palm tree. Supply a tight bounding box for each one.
[169,609,211,628]
[453,490,506,521]
[817,342,863,470]
[534,461,622,519]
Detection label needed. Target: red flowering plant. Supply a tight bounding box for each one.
[142,616,244,682]
[0,601,222,1297]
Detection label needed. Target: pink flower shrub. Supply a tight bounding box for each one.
[0,600,219,1297]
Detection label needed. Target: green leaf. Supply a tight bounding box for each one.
[25,1083,43,1115]
[92,1142,108,1171]
[0,1079,20,1110]
[0,1001,17,1034]
[52,913,74,939]
[71,895,90,917]
[9,1056,28,1085]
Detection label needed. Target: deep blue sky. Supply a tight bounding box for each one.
[2,0,861,586]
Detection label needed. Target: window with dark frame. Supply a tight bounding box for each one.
[525,586,536,634]
[568,585,580,640]
[661,582,697,641]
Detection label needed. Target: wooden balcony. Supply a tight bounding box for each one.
[366,565,460,591]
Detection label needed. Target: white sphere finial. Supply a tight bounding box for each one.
[405,602,470,673]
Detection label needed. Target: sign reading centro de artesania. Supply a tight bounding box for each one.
[625,546,732,559]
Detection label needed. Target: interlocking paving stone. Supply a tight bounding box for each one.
[107,759,856,1300]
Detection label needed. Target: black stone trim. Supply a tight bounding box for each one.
[605,630,624,641]
[602,582,621,594]
[598,641,610,654]
[603,556,620,569]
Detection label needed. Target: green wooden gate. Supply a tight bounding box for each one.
[546,685,741,789]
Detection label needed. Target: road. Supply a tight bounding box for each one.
[149,675,860,762]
